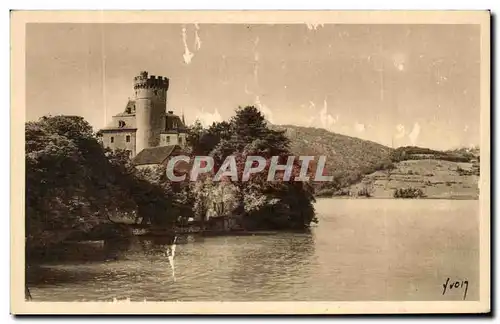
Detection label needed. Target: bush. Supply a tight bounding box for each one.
[25,115,180,251]
[456,165,474,176]
[393,187,426,199]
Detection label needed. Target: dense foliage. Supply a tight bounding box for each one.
[25,116,178,250]
[187,106,317,230]
[390,146,473,163]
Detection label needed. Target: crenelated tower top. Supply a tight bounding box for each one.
[99,70,187,158]
[133,71,169,91]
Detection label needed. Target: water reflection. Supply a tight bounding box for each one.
[228,232,315,300]
[103,237,132,260]
[137,236,171,258]
[27,264,102,287]
[26,200,479,302]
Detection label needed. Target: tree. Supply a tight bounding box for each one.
[186,120,204,154]
[187,106,318,231]
[186,119,231,156]
[25,116,128,248]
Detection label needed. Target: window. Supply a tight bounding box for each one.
[178,137,182,145]
[118,120,126,128]
[110,136,114,143]
[126,135,131,143]
[166,136,170,144]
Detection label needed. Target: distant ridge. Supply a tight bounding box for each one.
[271,124,394,190]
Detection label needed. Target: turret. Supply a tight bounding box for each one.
[133,71,170,154]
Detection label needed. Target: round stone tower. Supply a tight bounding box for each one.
[133,71,169,154]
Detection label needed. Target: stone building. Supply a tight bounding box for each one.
[98,71,188,159]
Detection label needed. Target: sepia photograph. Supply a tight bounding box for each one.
[10,10,490,314]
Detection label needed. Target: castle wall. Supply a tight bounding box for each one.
[101,131,137,157]
[99,71,191,158]
[111,115,136,129]
[160,133,187,146]
[179,133,187,147]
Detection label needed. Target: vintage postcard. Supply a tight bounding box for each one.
[11,10,490,315]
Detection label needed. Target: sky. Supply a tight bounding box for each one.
[26,23,481,150]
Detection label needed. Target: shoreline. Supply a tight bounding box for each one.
[315,196,479,201]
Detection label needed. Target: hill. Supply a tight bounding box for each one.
[272,124,479,199]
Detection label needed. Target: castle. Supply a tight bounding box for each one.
[99,71,188,161]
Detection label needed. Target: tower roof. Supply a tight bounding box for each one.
[164,111,188,132]
[132,145,181,166]
[115,100,136,117]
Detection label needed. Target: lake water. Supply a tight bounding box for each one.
[27,199,479,301]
